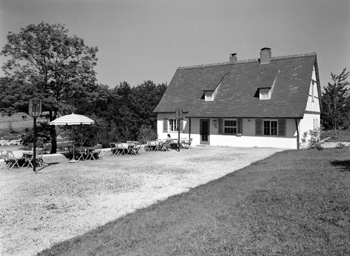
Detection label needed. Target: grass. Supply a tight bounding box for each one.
[321,129,350,142]
[37,147,350,256]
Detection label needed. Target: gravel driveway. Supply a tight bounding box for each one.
[0,146,285,256]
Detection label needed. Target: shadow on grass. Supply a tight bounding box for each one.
[36,162,60,172]
[330,160,350,172]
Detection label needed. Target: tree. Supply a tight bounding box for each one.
[1,22,98,152]
[321,68,350,135]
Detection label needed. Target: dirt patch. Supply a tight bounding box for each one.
[0,146,284,256]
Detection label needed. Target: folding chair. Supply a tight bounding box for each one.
[181,138,193,149]
[35,148,48,167]
[145,141,151,152]
[86,144,102,160]
[76,147,87,161]
[133,142,141,154]
[162,140,171,151]
[115,142,127,155]
[7,151,24,168]
[25,149,46,168]
[110,142,118,155]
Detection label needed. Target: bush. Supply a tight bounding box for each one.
[137,125,157,144]
[301,128,321,149]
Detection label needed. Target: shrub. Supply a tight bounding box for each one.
[137,125,157,144]
[336,142,345,149]
[301,128,322,149]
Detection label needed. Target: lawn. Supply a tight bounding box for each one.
[321,129,350,142]
[36,147,350,256]
[0,146,281,256]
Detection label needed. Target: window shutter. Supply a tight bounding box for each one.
[256,119,262,135]
[180,120,184,132]
[218,118,223,134]
[163,118,168,132]
[278,119,286,136]
[237,118,242,134]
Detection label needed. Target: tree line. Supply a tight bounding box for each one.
[321,68,350,134]
[0,22,166,152]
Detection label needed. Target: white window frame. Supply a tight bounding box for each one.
[223,119,237,134]
[263,119,278,136]
[169,119,178,132]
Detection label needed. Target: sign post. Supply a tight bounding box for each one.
[175,109,183,152]
[29,99,42,173]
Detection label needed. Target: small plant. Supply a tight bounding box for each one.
[336,142,345,149]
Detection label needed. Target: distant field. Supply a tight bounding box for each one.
[0,145,22,151]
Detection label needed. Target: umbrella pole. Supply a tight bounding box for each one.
[69,132,78,163]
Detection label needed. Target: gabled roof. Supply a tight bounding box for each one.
[154,53,318,118]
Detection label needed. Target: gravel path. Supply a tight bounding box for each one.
[0,146,285,256]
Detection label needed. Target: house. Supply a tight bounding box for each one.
[153,48,321,149]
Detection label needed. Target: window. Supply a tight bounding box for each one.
[259,88,271,100]
[169,119,178,131]
[224,119,237,134]
[205,91,213,101]
[263,120,278,135]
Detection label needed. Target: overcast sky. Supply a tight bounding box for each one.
[1,0,349,88]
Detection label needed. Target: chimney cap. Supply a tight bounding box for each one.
[229,53,237,63]
[261,47,271,52]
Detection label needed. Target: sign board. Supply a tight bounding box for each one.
[175,109,183,120]
[29,99,42,118]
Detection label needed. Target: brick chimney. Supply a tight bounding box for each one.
[260,47,271,64]
[229,53,237,63]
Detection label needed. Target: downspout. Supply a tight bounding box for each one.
[295,119,300,149]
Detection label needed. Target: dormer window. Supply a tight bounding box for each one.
[259,88,271,100]
[205,91,213,101]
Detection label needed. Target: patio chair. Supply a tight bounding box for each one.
[161,140,171,151]
[76,147,87,161]
[7,151,24,168]
[133,142,141,154]
[146,141,158,151]
[24,149,46,168]
[86,144,102,160]
[115,142,129,155]
[110,142,118,155]
[127,142,141,155]
[145,141,151,151]
[181,138,193,149]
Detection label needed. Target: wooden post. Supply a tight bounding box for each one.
[176,109,183,152]
[33,117,37,173]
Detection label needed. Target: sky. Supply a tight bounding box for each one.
[0,0,349,88]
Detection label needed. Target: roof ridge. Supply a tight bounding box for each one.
[177,52,316,70]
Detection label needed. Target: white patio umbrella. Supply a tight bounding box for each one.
[50,113,95,126]
[50,113,95,162]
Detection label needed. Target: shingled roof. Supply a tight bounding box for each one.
[154,52,319,119]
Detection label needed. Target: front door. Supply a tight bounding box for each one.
[200,119,210,144]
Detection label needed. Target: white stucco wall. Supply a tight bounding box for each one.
[305,65,321,113]
[298,113,320,137]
